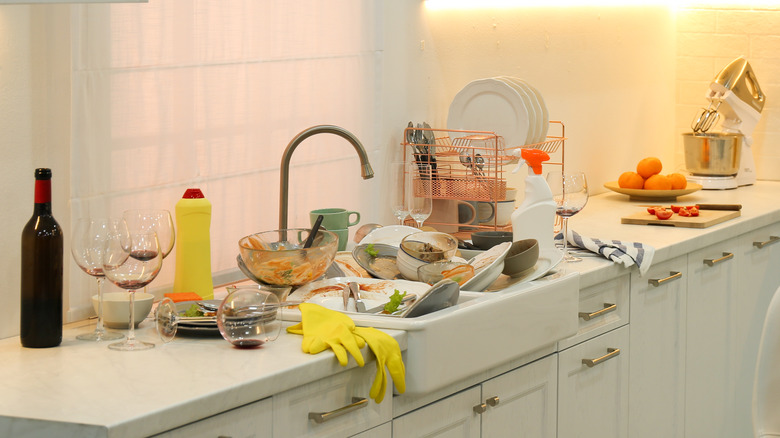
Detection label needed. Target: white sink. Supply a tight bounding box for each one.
[344,271,580,394]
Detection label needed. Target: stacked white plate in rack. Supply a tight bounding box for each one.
[447,77,549,148]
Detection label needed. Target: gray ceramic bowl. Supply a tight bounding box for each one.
[470,231,513,251]
[501,239,539,277]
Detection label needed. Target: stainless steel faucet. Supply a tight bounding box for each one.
[279,125,374,230]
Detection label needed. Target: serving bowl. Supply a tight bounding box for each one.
[95,292,154,329]
[502,239,539,277]
[470,231,513,250]
[417,261,475,286]
[238,228,338,286]
[397,232,458,280]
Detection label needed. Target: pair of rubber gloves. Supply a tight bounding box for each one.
[286,303,406,403]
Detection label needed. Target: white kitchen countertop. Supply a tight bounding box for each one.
[0,316,406,438]
[1,181,778,437]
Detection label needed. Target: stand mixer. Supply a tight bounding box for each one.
[686,56,766,189]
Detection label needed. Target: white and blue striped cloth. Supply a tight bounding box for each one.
[554,229,655,276]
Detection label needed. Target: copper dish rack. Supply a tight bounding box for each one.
[402,121,566,236]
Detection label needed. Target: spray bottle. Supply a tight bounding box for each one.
[510,149,556,252]
[172,188,214,300]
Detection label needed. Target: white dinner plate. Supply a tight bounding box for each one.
[498,77,548,144]
[447,78,530,149]
[485,247,564,291]
[462,241,512,292]
[495,77,538,145]
[359,225,419,247]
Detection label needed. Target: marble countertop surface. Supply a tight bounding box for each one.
[2,181,778,437]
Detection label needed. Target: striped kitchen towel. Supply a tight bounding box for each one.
[554,229,655,276]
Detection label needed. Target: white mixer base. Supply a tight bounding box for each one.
[687,174,738,190]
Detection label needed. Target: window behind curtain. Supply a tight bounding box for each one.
[69,0,380,316]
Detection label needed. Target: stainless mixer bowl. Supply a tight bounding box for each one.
[683,132,742,176]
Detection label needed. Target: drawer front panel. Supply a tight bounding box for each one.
[274,364,392,438]
[151,397,272,438]
[559,274,629,350]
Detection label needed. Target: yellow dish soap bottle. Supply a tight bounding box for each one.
[173,188,214,300]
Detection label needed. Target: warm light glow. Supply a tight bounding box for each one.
[425,0,780,9]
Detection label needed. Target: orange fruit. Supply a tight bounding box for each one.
[618,171,645,189]
[668,173,687,190]
[637,157,663,179]
[644,174,672,190]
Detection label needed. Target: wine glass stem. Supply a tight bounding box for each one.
[562,217,570,258]
[95,277,105,333]
[127,291,136,343]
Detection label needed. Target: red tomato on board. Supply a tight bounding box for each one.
[678,208,691,217]
[671,205,683,213]
[656,209,673,220]
[687,206,699,216]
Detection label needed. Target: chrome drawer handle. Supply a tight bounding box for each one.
[704,252,733,267]
[582,347,620,368]
[308,397,368,424]
[648,271,682,287]
[486,395,500,407]
[579,303,617,321]
[754,236,780,249]
[473,403,487,414]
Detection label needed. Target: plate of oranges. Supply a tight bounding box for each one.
[604,157,702,201]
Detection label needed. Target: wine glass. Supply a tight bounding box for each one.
[409,164,433,228]
[390,162,412,225]
[122,210,175,258]
[546,171,589,262]
[102,228,163,351]
[71,218,125,341]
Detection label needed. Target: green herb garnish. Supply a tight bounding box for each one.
[365,243,378,258]
[384,290,407,313]
[183,304,204,317]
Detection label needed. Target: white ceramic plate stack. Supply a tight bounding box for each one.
[447,77,549,148]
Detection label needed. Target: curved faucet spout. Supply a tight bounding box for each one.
[279,125,375,230]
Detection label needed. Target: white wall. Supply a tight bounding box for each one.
[0,2,774,339]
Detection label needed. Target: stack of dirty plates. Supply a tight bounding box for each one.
[447,77,549,148]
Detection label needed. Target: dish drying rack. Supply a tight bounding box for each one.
[401,121,566,236]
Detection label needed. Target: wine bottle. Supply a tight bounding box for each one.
[20,168,63,348]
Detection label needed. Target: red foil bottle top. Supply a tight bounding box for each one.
[182,188,205,199]
[34,168,52,204]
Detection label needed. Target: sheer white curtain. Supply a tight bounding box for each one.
[69,0,381,316]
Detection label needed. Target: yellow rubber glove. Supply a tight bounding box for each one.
[353,326,406,403]
[287,303,365,367]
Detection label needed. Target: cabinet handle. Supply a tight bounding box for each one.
[582,347,620,368]
[703,252,733,267]
[473,403,487,414]
[486,395,500,407]
[648,271,682,287]
[754,236,780,249]
[579,303,617,321]
[308,397,368,424]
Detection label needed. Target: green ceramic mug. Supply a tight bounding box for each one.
[309,208,360,231]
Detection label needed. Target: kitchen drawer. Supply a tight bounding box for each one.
[558,326,629,438]
[273,363,392,438]
[558,274,629,350]
[151,397,272,438]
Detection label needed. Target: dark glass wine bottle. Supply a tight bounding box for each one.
[20,168,63,348]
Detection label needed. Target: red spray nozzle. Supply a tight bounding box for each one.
[182,188,205,199]
[520,149,550,175]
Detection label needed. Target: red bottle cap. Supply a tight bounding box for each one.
[520,149,550,175]
[182,188,205,199]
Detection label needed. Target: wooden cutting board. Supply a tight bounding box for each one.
[621,209,741,228]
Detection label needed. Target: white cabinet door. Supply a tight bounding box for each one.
[350,421,392,438]
[273,364,392,438]
[629,255,687,438]
[734,222,780,435]
[558,326,628,438]
[481,354,557,438]
[392,386,481,438]
[686,238,739,438]
[151,397,272,438]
